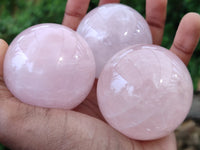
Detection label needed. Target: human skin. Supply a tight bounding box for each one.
[0,0,200,150]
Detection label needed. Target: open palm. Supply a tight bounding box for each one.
[0,0,200,150]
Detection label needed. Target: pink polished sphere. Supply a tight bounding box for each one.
[4,23,96,109]
[97,44,193,140]
[77,4,152,77]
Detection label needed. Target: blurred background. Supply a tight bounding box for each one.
[0,0,199,150]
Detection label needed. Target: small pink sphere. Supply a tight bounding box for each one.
[77,4,152,77]
[4,23,96,109]
[97,44,193,140]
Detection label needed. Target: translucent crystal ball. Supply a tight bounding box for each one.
[77,3,152,77]
[4,23,96,109]
[97,44,193,140]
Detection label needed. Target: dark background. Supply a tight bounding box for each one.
[0,0,199,149]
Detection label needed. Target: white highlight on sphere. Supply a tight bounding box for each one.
[77,4,152,77]
[97,44,193,140]
[4,23,96,109]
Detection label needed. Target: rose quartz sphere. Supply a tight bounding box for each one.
[77,4,152,77]
[4,23,96,109]
[97,44,193,140]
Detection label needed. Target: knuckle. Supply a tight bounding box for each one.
[146,16,165,29]
[173,41,193,56]
[65,9,84,18]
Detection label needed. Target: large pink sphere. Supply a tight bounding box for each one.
[4,23,96,109]
[77,4,152,77]
[97,44,193,140]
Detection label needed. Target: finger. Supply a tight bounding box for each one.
[146,0,167,45]
[62,0,90,30]
[0,39,8,77]
[99,0,120,6]
[170,13,200,66]
[141,133,177,150]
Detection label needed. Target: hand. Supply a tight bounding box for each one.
[0,0,200,150]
